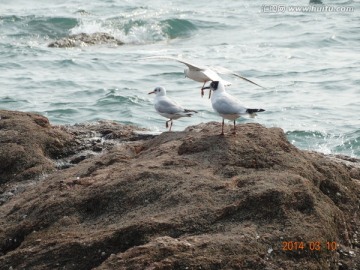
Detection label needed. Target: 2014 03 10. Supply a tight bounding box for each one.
[282,241,337,251]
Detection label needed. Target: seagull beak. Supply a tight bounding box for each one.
[201,86,210,90]
[148,91,155,94]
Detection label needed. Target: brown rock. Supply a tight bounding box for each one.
[0,110,74,184]
[0,110,147,198]
[0,115,359,270]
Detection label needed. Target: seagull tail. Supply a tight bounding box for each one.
[246,108,265,118]
[184,109,198,117]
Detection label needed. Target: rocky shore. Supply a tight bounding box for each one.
[0,110,359,269]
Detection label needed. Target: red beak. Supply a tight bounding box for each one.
[148,91,155,94]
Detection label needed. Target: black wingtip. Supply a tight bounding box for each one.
[246,108,265,114]
[184,109,198,113]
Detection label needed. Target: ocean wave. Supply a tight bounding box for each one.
[286,130,359,157]
[161,18,197,39]
[96,91,145,107]
[1,15,78,38]
[0,96,29,105]
[335,138,360,157]
[150,71,184,80]
[2,12,199,45]
[45,108,79,115]
[69,17,197,44]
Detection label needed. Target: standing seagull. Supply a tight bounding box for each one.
[144,56,264,97]
[202,81,265,135]
[148,86,198,131]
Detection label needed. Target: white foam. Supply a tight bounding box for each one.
[69,18,167,44]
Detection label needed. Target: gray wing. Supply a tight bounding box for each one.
[155,97,185,114]
[231,73,265,88]
[210,66,265,88]
[212,94,247,115]
[143,56,207,71]
[175,58,207,71]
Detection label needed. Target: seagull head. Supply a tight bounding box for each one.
[148,86,166,96]
[201,81,224,92]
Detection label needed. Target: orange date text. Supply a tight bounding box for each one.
[282,241,337,251]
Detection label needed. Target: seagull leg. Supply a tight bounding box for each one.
[201,82,206,97]
[232,120,236,134]
[221,118,225,136]
[169,120,173,131]
[208,89,212,99]
[166,119,170,129]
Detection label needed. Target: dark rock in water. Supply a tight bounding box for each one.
[48,32,125,48]
[309,0,323,4]
[0,113,359,269]
[75,9,92,16]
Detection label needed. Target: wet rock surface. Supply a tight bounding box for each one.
[0,110,74,184]
[0,111,359,269]
[0,110,148,203]
[48,32,125,48]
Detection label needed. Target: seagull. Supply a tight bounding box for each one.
[202,81,265,135]
[144,56,264,98]
[148,86,198,131]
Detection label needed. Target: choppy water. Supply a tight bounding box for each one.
[1,0,359,157]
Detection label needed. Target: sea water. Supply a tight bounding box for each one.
[0,0,359,157]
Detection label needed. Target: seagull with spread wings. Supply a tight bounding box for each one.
[144,56,264,97]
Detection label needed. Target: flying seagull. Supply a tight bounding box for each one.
[144,56,265,98]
